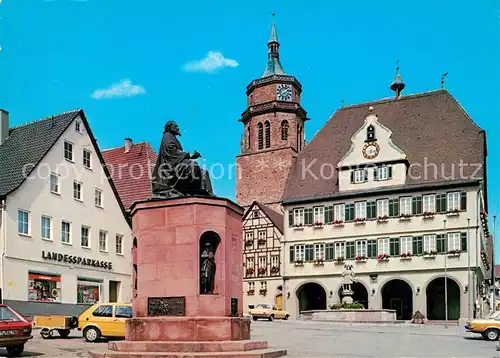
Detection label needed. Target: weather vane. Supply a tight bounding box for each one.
[441,72,448,88]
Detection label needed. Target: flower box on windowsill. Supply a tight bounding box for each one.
[247,290,255,296]
[259,289,267,296]
[332,220,344,227]
[376,254,389,262]
[257,239,266,245]
[355,256,367,263]
[377,216,389,224]
[313,223,324,229]
[399,214,412,221]
[245,240,254,246]
[293,225,305,230]
[423,251,438,258]
[313,259,324,266]
[354,218,366,225]
[257,268,267,276]
[446,210,460,217]
[422,212,436,220]
[447,250,461,257]
[245,268,255,276]
[270,266,279,275]
[334,258,345,264]
[294,260,304,266]
[399,253,412,260]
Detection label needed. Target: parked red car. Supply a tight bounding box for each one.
[0,304,33,356]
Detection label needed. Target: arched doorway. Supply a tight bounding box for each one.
[337,281,369,308]
[296,282,327,312]
[426,277,461,320]
[381,279,413,320]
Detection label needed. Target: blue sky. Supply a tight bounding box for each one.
[1,1,499,246]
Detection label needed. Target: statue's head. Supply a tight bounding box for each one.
[165,121,180,136]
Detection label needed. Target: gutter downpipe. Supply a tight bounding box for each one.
[0,198,6,304]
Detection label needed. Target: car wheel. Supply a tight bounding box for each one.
[268,314,274,321]
[253,316,258,321]
[58,329,71,338]
[40,328,52,339]
[284,314,289,320]
[6,345,24,357]
[84,326,101,342]
[485,328,499,341]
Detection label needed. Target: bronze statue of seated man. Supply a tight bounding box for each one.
[151,120,214,198]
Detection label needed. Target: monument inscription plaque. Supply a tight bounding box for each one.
[147,297,186,316]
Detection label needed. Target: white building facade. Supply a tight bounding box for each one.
[0,109,132,316]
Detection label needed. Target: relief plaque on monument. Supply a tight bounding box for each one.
[147,297,186,316]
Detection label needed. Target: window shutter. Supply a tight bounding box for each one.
[412,197,417,215]
[373,168,378,181]
[364,169,368,182]
[305,209,313,225]
[288,211,294,227]
[388,166,392,179]
[350,171,354,183]
[289,246,294,263]
[461,232,467,251]
[461,191,467,210]
[412,239,418,255]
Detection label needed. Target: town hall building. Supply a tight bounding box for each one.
[236,22,493,322]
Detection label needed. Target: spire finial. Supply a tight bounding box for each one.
[261,15,285,78]
[441,72,448,89]
[390,60,405,98]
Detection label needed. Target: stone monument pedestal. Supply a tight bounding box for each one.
[88,196,286,358]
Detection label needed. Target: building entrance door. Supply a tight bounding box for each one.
[275,294,283,310]
[109,281,120,302]
[390,298,403,319]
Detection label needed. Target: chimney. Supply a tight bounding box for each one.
[0,109,9,145]
[124,138,132,153]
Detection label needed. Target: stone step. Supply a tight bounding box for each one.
[108,340,269,353]
[88,348,287,358]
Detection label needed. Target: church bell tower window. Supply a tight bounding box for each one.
[366,125,376,142]
[281,120,289,140]
[265,121,271,148]
[257,123,263,150]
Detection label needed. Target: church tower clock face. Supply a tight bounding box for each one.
[276,84,292,101]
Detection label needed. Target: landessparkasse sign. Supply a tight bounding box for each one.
[42,251,113,270]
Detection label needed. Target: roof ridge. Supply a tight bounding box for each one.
[102,141,152,152]
[9,109,81,130]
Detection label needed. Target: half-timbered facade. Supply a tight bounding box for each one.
[242,201,284,310]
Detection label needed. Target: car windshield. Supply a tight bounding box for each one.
[256,304,272,309]
[0,306,21,322]
[487,311,500,319]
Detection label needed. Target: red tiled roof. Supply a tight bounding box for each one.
[102,142,157,210]
[282,89,486,202]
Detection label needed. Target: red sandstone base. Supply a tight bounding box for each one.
[88,197,286,358]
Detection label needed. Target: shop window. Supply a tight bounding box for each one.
[28,273,61,302]
[92,305,113,317]
[77,280,102,304]
[115,305,132,318]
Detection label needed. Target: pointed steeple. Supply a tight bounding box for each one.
[262,15,285,78]
[390,63,405,98]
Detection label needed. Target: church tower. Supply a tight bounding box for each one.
[236,21,309,212]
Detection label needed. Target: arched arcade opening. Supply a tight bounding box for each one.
[426,277,461,321]
[381,279,413,320]
[296,282,327,312]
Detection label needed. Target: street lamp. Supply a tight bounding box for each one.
[443,219,448,328]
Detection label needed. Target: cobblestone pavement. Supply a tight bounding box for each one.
[0,321,495,357]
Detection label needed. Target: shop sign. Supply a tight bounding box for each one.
[42,251,113,270]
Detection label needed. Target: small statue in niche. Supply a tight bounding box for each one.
[200,242,216,294]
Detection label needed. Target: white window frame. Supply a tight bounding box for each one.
[99,230,108,252]
[73,181,82,201]
[246,257,254,269]
[400,237,413,255]
[95,188,103,208]
[83,149,92,169]
[41,215,52,240]
[314,243,325,260]
[377,238,390,255]
[423,234,436,252]
[334,242,345,259]
[334,204,345,222]
[423,194,436,213]
[258,256,266,268]
[81,225,90,248]
[447,232,461,251]
[271,255,279,267]
[64,140,74,162]
[447,192,460,211]
[313,206,324,224]
[399,197,412,215]
[377,166,390,181]
[294,244,305,261]
[116,234,124,255]
[49,173,60,194]
[293,208,304,226]
[248,282,255,291]
[355,201,367,219]
[245,231,254,242]
[377,199,389,217]
[61,221,71,244]
[356,240,367,257]
[354,169,366,183]
[75,120,82,133]
[260,281,267,290]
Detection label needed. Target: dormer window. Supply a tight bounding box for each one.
[366,125,376,142]
[375,166,392,181]
[351,169,368,184]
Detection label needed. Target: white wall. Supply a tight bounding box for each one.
[1,114,131,304]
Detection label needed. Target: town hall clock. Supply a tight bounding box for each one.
[276,84,292,101]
